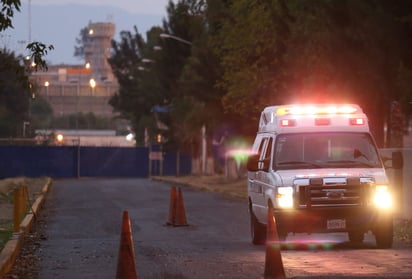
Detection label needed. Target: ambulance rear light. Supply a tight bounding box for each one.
[349,118,366,126]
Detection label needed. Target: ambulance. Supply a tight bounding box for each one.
[247,104,402,248]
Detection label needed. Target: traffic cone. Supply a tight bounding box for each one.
[116,211,138,279]
[264,207,286,279]
[167,186,177,225]
[174,187,188,226]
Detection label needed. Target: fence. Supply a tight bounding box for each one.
[0,145,191,178]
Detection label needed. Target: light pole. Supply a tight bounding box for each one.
[44,81,49,96]
[159,33,192,46]
[89,78,96,95]
[76,62,92,131]
[158,33,208,175]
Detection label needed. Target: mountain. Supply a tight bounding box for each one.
[1,3,164,65]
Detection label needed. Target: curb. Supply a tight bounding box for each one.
[0,177,52,278]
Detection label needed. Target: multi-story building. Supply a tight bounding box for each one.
[84,22,116,82]
[29,22,118,118]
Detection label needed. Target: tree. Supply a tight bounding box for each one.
[108,26,165,145]
[0,50,30,137]
[278,0,412,146]
[74,25,90,60]
[30,95,53,129]
[213,0,412,146]
[108,0,412,149]
[212,0,291,130]
[0,0,53,71]
[108,0,210,149]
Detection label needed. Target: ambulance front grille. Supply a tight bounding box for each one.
[297,178,372,207]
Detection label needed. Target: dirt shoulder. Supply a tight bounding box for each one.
[0,177,49,246]
[151,175,247,199]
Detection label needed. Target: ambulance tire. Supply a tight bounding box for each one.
[348,230,364,243]
[374,219,393,249]
[250,210,266,245]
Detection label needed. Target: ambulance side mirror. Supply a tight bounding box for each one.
[246,154,270,172]
[246,154,259,172]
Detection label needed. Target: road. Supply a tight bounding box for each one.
[19,178,412,278]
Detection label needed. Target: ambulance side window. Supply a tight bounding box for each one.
[259,137,273,171]
[263,138,273,160]
[257,138,267,159]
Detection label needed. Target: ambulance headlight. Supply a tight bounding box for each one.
[373,185,392,209]
[277,186,294,208]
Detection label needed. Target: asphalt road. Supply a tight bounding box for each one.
[28,178,412,278]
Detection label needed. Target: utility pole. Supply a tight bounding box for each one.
[28,0,32,43]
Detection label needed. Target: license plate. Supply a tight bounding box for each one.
[327,219,346,229]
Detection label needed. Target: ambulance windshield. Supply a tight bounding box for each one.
[274,132,381,170]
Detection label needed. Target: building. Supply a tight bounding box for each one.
[29,22,118,118]
[84,22,116,82]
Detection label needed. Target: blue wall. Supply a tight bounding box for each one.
[0,145,191,178]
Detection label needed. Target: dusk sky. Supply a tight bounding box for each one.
[33,0,173,15]
[1,0,175,64]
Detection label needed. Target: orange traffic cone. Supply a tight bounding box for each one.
[116,211,138,279]
[264,207,286,279]
[166,186,188,226]
[174,187,188,226]
[167,186,177,225]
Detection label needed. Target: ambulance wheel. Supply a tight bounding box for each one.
[250,209,266,245]
[374,219,393,249]
[348,230,364,243]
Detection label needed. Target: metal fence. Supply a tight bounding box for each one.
[0,145,191,178]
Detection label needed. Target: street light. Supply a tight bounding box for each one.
[158,33,208,175]
[76,62,92,131]
[89,78,96,94]
[159,33,192,46]
[44,81,49,96]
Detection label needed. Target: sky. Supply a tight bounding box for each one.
[30,0,172,15]
[0,0,174,64]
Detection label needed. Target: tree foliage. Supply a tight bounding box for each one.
[74,25,89,60]
[213,0,412,145]
[1,0,53,71]
[109,0,412,148]
[0,0,20,31]
[0,50,30,137]
[108,26,165,144]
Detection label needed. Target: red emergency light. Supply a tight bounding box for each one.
[280,119,296,127]
[349,118,366,126]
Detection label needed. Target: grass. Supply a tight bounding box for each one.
[0,177,49,251]
[0,223,13,250]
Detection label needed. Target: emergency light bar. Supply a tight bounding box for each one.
[259,104,369,133]
[276,104,359,116]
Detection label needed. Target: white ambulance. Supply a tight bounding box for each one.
[247,104,403,248]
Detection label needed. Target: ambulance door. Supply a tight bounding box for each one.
[253,136,274,221]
